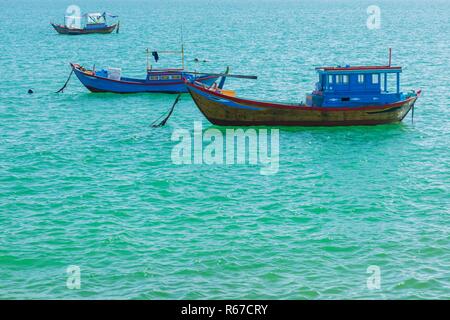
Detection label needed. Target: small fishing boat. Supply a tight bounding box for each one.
[69,46,220,93]
[186,57,421,126]
[70,63,219,93]
[51,12,119,35]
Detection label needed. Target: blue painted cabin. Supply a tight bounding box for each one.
[306,65,404,107]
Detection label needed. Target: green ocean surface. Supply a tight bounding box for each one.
[0,0,449,299]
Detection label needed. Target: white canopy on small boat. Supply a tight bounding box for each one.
[85,13,105,24]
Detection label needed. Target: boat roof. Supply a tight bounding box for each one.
[87,12,103,17]
[316,65,402,74]
[147,68,184,73]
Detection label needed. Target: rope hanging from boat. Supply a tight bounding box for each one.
[56,69,74,93]
[151,94,181,127]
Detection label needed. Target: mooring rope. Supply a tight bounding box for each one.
[151,94,181,127]
[56,69,74,93]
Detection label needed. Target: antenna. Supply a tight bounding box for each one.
[180,25,184,44]
[181,25,185,70]
[388,48,392,67]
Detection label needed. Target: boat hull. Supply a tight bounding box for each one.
[51,23,117,35]
[187,82,419,126]
[71,64,219,94]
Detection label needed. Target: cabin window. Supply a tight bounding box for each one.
[328,75,333,84]
[160,75,170,80]
[372,74,379,84]
[171,75,181,80]
[343,75,349,84]
[336,75,342,84]
[357,74,364,84]
[386,73,397,92]
[150,76,159,80]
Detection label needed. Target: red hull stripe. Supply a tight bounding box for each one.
[85,86,180,94]
[187,82,414,112]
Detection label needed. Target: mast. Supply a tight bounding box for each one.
[388,48,392,67]
[181,25,185,70]
[181,44,185,70]
[147,25,185,71]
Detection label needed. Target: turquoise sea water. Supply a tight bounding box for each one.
[0,0,449,299]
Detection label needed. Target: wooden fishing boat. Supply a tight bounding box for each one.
[70,63,219,93]
[69,45,223,93]
[51,23,117,35]
[186,64,421,126]
[51,12,118,35]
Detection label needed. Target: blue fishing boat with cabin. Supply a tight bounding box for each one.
[70,46,220,93]
[71,64,219,94]
[186,50,421,126]
[51,12,119,35]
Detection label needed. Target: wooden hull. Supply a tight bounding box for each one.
[51,23,117,35]
[186,82,419,126]
[71,64,219,94]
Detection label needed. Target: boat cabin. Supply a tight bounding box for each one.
[85,13,107,29]
[306,65,403,107]
[146,69,184,82]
